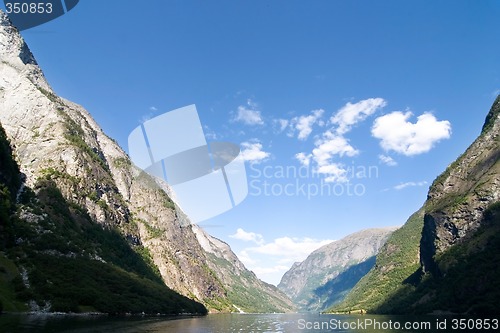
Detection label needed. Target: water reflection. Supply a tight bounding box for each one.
[0,313,488,332]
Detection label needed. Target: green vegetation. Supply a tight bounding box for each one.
[96,199,108,210]
[481,95,500,134]
[64,131,109,172]
[430,156,462,190]
[156,188,176,210]
[132,172,176,211]
[0,184,12,229]
[55,108,110,172]
[37,86,58,103]
[138,218,163,239]
[312,257,376,311]
[0,125,20,249]
[88,190,98,202]
[372,201,500,314]
[206,253,292,313]
[39,167,79,186]
[113,157,131,168]
[0,179,207,314]
[0,253,28,312]
[328,209,424,314]
[426,192,468,215]
[23,254,206,314]
[0,125,20,194]
[336,198,499,314]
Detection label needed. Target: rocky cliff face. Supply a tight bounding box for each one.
[278,228,396,312]
[0,10,292,313]
[421,96,500,275]
[329,97,500,315]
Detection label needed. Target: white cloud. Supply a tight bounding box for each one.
[203,125,218,140]
[312,132,358,165]
[289,98,385,183]
[378,154,397,166]
[237,250,258,266]
[331,98,387,135]
[274,119,289,133]
[316,163,348,183]
[295,152,312,167]
[372,111,451,156]
[292,109,324,140]
[247,236,333,260]
[309,132,358,182]
[394,181,428,190]
[231,231,334,285]
[240,140,270,164]
[230,228,264,245]
[233,99,264,125]
[251,265,290,276]
[149,106,158,112]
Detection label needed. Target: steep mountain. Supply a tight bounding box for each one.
[329,96,500,315]
[192,225,296,313]
[0,123,207,314]
[278,228,396,312]
[0,10,293,313]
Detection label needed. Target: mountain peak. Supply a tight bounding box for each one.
[0,9,52,99]
[481,95,500,134]
[0,10,37,65]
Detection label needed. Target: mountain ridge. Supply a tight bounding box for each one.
[0,9,293,314]
[328,96,500,314]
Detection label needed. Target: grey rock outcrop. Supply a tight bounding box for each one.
[421,96,500,275]
[278,227,396,311]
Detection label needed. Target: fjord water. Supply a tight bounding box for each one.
[0,313,469,332]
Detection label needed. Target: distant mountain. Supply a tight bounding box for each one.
[0,10,293,314]
[329,96,500,315]
[278,228,396,312]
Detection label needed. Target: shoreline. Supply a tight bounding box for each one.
[0,311,207,318]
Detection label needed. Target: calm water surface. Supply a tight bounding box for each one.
[0,313,480,332]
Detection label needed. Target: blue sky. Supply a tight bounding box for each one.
[3,0,500,285]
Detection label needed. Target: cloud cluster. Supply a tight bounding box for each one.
[289,109,325,140]
[246,236,332,259]
[231,228,333,283]
[394,181,428,190]
[233,99,264,125]
[378,154,397,166]
[309,132,359,182]
[230,228,264,245]
[331,98,387,135]
[230,97,451,186]
[239,140,270,164]
[372,112,451,156]
[295,98,387,182]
